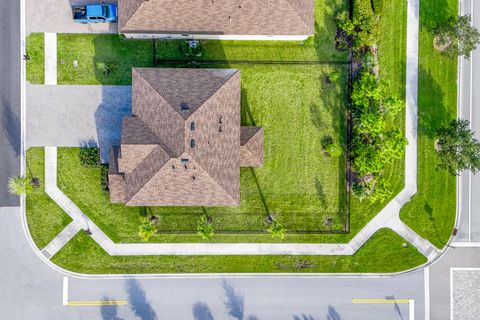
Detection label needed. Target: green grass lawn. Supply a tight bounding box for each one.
[26,148,72,249]
[57,34,154,85]
[26,32,44,84]
[399,0,457,249]
[53,63,349,243]
[51,228,426,273]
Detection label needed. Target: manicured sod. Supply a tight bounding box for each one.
[26,148,72,249]
[26,32,45,84]
[56,34,154,85]
[399,0,457,249]
[51,228,427,274]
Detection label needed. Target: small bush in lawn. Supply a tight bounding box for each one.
[138,218,157,242]
[96,62,117,76]
[267,219,286,239]
[328,70,340,83]
[79,147,100,167]
[197,215,214,240]
[322,136,343,157]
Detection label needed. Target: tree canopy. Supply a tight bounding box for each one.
[435,119,480,175]
[434,15,480,59]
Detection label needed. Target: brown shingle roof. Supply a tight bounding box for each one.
[110,68,245,206]
[240,126,264,167]
[108,146,126,203]
[118,0,314,36]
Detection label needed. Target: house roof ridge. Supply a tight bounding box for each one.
[125,145,171,203]
[187,69,240,120]
[284,0,312,32]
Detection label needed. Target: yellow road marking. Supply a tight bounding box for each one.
[351,298,411,304]
[67,300,128,307]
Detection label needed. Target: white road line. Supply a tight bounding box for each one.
[62,276,68,306]
[424,267,430,320]
[468,0,474,243]
[409,299,415,320]
[450,268,454,320]
[451,241,480,247]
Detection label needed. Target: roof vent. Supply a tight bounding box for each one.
[181,102,190,114]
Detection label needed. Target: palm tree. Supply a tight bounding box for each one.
[7,175,32,196]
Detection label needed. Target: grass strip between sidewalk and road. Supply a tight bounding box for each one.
[399,0,457,250]
[51,228,426,274]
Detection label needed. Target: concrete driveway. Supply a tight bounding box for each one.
[26,84,131,162]
[27,0,118,34]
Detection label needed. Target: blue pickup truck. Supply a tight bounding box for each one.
[72,4,117,23]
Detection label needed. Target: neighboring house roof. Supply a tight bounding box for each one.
[240,126,264,167]
[110,67,258,206]
[118,0,314,36]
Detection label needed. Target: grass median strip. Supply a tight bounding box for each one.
[399,0,457,250]
[50,228,427,273]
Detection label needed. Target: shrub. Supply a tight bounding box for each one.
[372,0,384,15]
[79,147,100,167]
[328,70,341,83]
[197,215,214,240]
[322,136,343,157]
[267,219,286,239]
[96,62,117,76]
[138,218,157,242]
[369,177,393,203]
[101,164,109,192]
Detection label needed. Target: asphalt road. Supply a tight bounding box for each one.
[0,207,425,319]
[456,0,480,243]
[0,0,21,206]
[429,247,480,320]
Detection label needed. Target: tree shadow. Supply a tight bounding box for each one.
[292,314,315,320]
[424,202,446,247]
[100,296,124,320]
[192,301,215,320]
[1,95,21,157]
[222,280,245,320]
[314,178,328,207]
[249,168,270,215]
[327,305,342,320]
[310,103,326,130]
[125,279,158,320]
[384,295,406,320]
[241,90,256,127]
[419,0,453,32]
[417,65,450,139]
